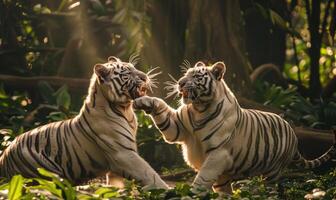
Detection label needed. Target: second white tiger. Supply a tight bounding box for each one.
[134,61,336,191]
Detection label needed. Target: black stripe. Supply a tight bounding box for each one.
[260,114,270,170]
[85,151,104,169]
[188,100,224,131]
[63,140,75,181]
[270,115,280,165]
[115,129,135,143]
[109,103,135,124]
[201,123,222,141]
[34,134,40,153]
[42,151,64,174]
[249,111,260,171]
[44,125,52,157]
[153,107,168,116]
[223,86,232,103]
[170,120,181,142]
[235,125,253,173]
[206,137,228,154]
[157,112,171,131]
[81,113,117,152]
[55,122,65,166]
[92,84,97,108]
[15,136,37,176]
[73,150,87,178]
[68,120,82,147]
[176,111,188,131]
[115,141,136,152]
[111,78,124,96]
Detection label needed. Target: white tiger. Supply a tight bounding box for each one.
[0,56,168,189]
[133,61,336,191]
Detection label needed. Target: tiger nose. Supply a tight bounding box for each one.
[135,71,148,81]
[178,77,188,90]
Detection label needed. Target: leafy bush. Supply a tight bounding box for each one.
[1,168,336,199]
[0,83,78,154]
[253,81,336,129]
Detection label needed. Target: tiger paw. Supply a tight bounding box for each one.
[133,96,155,114]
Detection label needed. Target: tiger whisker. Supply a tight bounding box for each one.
[164,78,179,99]
[146,67,160,76]
[179,59,191,73]
[165,89,179,99]
[146,68,161,93]
[129,53,140,66]
[168,74,178,83]
[148,72,162,79]
[164,81,177,87]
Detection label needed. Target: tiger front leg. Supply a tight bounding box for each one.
[192,149,233,190]
[133,96,185,142]
[110,151,169,189]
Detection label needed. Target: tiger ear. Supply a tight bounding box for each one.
[94,64,110,83]
[195,61,205,67]
[108,56,120,63]
[211,62,226,80]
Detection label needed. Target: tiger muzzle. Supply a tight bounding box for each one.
[130,71,150,99]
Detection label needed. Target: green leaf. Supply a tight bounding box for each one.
[8,175,24,200]
[37,168,76,200]
[0,182,9,191]
[89,0,106,16]
[37,168,59,179]
[0,84,8,99]
[95,187,120,198]
[32,178,63,198]
[54,85,71,110]
[254,3,269,19]
[38,81,55,104]
[254,3,302,39]
[57,0,68,12]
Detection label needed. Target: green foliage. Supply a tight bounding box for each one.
[112,0,151,56]
[254,81,299,109]
[284,2,336,88]
[223,169,336,199]
[8,175,24,200]
[254,81,336,129]
[230,177,278,200]
[0,83,78,154]
[249,3,301,39]
[1,168,336,199]
[0,84,30,133]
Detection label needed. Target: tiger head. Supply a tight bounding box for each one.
[173,61,226,105]
[94,56,156,104]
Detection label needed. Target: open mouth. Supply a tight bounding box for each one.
[179,89,198,101]
[179,90,189,98]
[130,84,148,99]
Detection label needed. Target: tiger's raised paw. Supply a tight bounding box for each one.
[133,96,156,114]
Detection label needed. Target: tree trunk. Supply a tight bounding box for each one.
[240,0,287,71]
[184,0,252,96]
[142,0,189,97]
[307,0,322,98]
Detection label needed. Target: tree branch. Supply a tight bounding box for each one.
[321,0,332,38]
[0,74,89,93]
[304,0,312,27]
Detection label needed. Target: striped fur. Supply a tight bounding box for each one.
[0,57,168,189]
[134,61,336,191]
